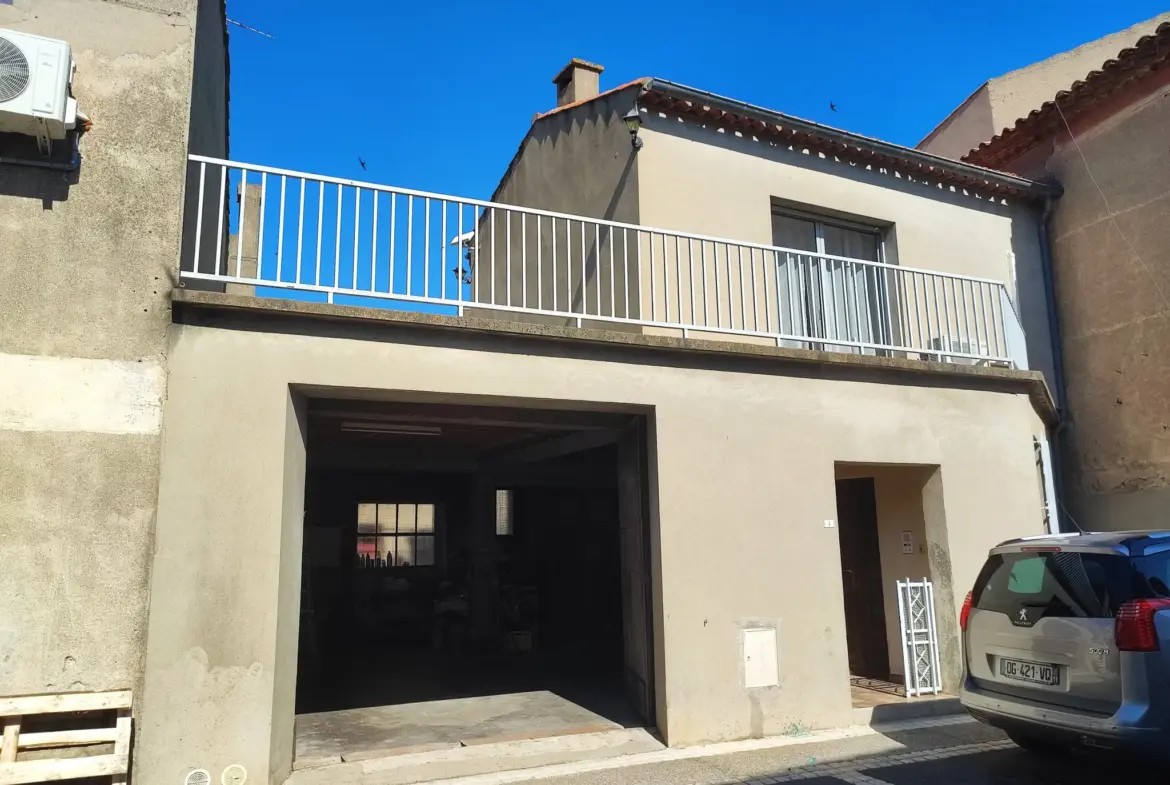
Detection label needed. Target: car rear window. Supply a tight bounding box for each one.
[972,550,1170,621]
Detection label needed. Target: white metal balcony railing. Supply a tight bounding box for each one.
[183,155,1029,368]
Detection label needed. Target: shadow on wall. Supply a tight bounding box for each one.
[0,130,82,207]
[474,94,640,323]
[1008,205,1057,389]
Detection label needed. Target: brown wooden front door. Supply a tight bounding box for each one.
[835,477,891,680]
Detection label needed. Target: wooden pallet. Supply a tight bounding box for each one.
[0,690,131,785]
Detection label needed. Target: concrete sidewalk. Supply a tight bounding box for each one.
[402,714,1160,785]
[342,715,988,785]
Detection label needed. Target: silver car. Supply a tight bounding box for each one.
[960,531,1170,757]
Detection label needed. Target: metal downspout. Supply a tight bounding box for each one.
[1038,194,1071,531]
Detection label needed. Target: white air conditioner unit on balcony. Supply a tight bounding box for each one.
[928,336,986,365]
[0,28,78,153]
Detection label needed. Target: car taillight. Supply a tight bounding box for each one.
[960,591,974,631]
[1115,598,1170,652]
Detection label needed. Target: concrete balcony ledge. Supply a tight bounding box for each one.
[171,288,1057,426]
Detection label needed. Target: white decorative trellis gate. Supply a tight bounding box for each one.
[896,577,943,697]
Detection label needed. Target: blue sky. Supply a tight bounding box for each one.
[225,1,1166,201]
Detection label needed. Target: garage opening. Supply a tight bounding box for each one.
[294,399,655,763]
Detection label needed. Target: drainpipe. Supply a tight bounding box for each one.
[1037,194,1072,532]
[1039,196,1067,411]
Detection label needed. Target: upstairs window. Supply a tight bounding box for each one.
[772,211,883,264]
[771,209,892,351]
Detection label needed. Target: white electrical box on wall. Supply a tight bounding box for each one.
[0,28,78,152]
[743,627,779,688]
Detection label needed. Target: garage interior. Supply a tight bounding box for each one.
[293,399,655,763]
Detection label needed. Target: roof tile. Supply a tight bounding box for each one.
[965,21,1170,168]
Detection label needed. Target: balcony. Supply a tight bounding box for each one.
[182,156,1029,368]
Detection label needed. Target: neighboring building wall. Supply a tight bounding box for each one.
[0,0,222,699]
[635,114,1058,396]
[990,13,1170,135]
[918,85,993,161]
[471,89,641,326]
[918,13,1170,158]
[138,309,1047,782]
[179,0,230,283]
[1008,78,1170,530]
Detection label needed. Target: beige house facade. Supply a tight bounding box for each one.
[146,60,1062,783]
[922,18,1170,533]
[3,7,1062,785]
[480,67,1062,396]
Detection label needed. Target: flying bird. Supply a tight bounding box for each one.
[358,157,367,171]
[829,102,838,113]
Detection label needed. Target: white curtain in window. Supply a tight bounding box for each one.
[821,225,881,353]
[772,214,816,345]
[771,212,887,354]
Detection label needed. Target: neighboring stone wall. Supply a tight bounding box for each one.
[1040,83,1170,530]
[0,0,221,699]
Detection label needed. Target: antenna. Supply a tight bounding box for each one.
[227,18,274,39]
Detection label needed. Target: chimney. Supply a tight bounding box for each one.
[553,59,604,107]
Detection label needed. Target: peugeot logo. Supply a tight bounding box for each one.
[1018,609,1029,622]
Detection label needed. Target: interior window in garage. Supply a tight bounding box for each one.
[356,502,436,567]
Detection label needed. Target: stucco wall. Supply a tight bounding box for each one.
[179,0,230,281]
[138,315,1046,781]
[634,114,1058,393]
[471,90,641,326]
[0,0,220,699]
[917,85,994,160]
[1037,83,1170,531]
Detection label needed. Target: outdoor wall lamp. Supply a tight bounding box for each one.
[623,106,644,150]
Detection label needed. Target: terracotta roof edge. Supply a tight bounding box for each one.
[965,20,1170,166]
[535,78,650,121]
[643,78,1060,199]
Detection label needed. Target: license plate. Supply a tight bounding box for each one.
[999,657,1060,686]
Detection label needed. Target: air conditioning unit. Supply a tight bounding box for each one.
[928,336,986,365]
[0,28,78,153]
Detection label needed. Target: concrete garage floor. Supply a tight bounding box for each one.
[295,691,630,763]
